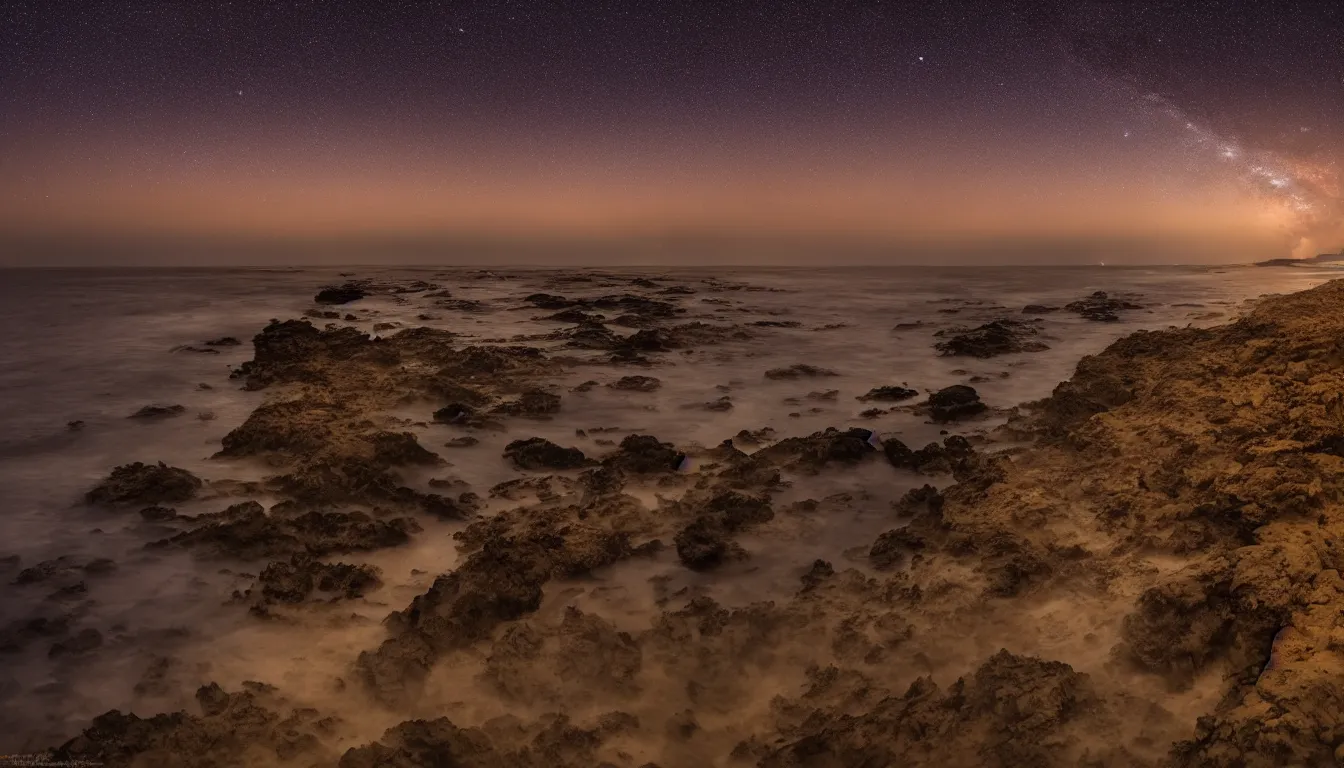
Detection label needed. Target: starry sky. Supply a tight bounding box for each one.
[1,0,1341,264]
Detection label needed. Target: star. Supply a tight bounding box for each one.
[917,56,924,62]
[236,90,243,96]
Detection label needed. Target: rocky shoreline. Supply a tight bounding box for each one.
[10,273,1343,766]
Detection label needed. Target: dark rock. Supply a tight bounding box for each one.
[857,386,919,402]
[674,518,737,570]
[86,462,202,506]
[799,559,834,591]
[314,283,367,304]
[15,556,79,585]
[621,329,671,352]
[128,404,186,419]
[928,385,986,422]
[894,484,944,516]
[666,710,700,741]
[490,390,561,418]
[84,558,116,575]
[602,435,681,474]
[444,436,480,448]
[608,375,661,392]
[67,420,85,431]
[255,554,382,604]
[56,683,338,765]
[148,508,419,560]
[367,431,441,467]
[754,428,880,470]
[1022,304,1060,314]
[764,364,839,380]
[525,293,574,309]
[881,438,917,469]
[0,616,71,654]
[48,581,88,601]
[49,628,102,657]
[356,511,631,704]
[504,438,591,470]
[204,336,241,346]
[547,308,605,324]
[420,493,477,520]
[934,319,1049,358]
[564,323,623,350]
[187,500,266,525]
[433,403,477,424]
[674,492,773,571]
[733,427,777,446]
[1064,291,1143,322]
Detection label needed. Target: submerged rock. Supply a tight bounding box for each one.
[765,364,839,380]
[49,627,103,658]
[608,375,661,392]
[128,404,186,419]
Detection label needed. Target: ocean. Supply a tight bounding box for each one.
[0,263,1338,754]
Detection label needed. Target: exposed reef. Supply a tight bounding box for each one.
[46,274,1344,767]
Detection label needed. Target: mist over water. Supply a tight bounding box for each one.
[0,263,1337,753]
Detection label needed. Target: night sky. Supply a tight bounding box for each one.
[2,1,1341,263]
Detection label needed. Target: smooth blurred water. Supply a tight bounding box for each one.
[0,262,1337,749]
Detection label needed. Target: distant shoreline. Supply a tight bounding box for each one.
[1255,252,1344,267]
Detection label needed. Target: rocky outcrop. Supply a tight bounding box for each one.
[934,319,1049,358]
[504,438,591,471]
[314,283,367,304]
[1064,291,1143,322]
[926,385,987,421]
[765,364,839,380]
[60,275,1344,767]
[86,462,202,506]
[857,385,919,402]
